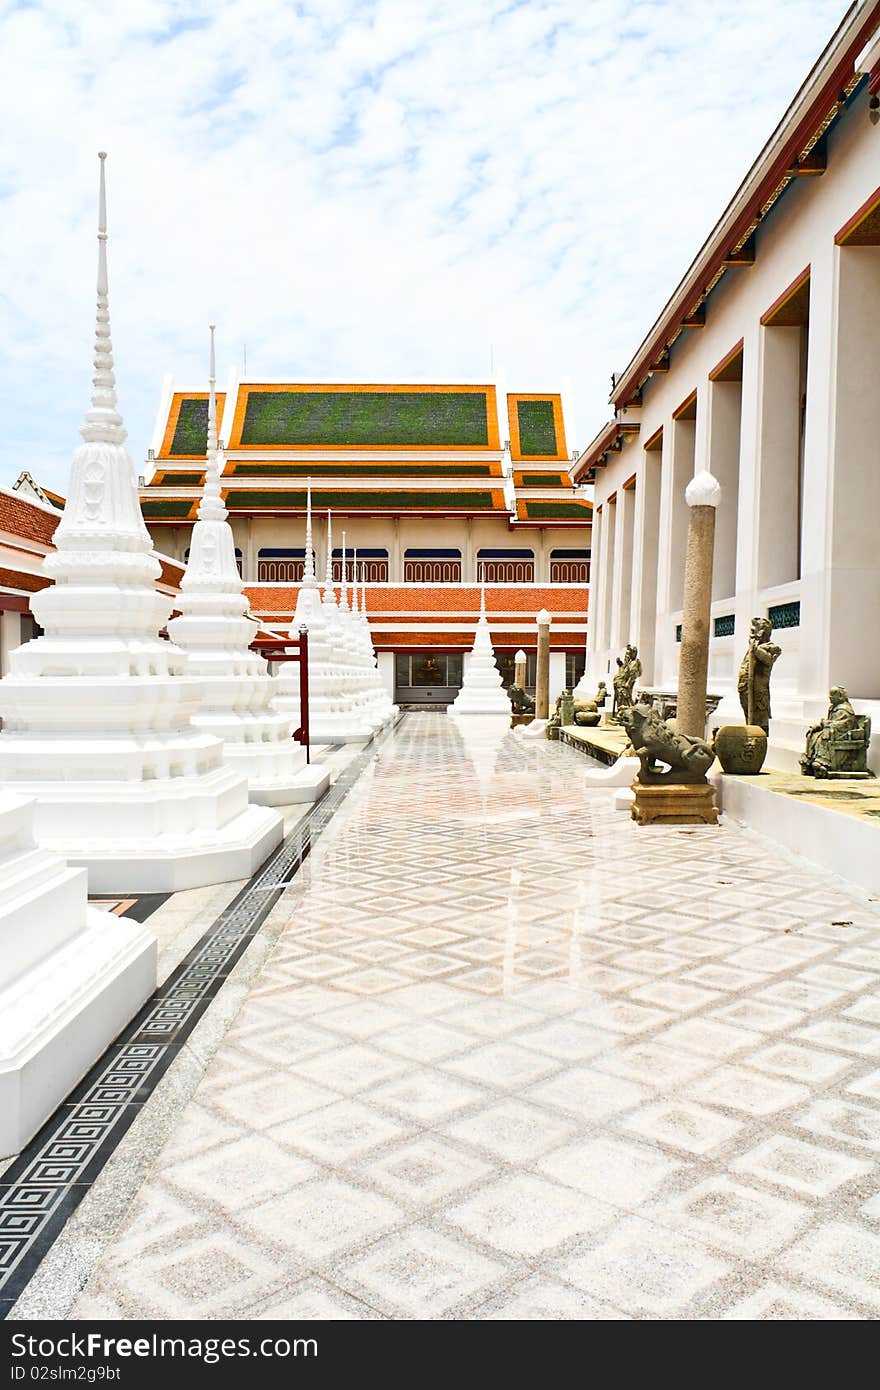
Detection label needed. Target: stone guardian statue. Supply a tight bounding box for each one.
[737,617,781,733]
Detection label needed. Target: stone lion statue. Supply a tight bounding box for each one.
[619,702,715,785]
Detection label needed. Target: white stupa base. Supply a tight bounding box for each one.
[249,763,331,806]
[614,787,636,812]
[9,775,282,893]
[584,755,641,787]
[516,718,549,738]
[447,696,510,717]
[0,793,157,1157]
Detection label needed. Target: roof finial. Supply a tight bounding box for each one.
[302,476,316,585]
[81,152,126,447]
[480,581,487,618]
[197,324,226,521]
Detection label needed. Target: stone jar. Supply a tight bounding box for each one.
[713,724,768,775]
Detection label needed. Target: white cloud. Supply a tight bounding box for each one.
[0,0,848,489]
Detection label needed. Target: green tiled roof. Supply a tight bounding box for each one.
[518,472,565,486]
[517,399,558,456]
[157,471,205,486]
[170,399,210,456]
[223,489,501,511]
[231,462,496,478]
[141,500,194,519]
[240,391,490,448]
[524,500,591,519]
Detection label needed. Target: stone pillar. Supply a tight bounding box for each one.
[514,648,527,689]
[535,608,552,719]
[0,610,22,678]
[677,470,721,738]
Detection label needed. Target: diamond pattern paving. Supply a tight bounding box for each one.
[67,714,880,1319]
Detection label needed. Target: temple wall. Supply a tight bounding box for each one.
[586,81,880,770]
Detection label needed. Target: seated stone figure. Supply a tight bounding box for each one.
[620,702,715,785]
[508,684,535,715]
[546,690,574,740]
[801,687,874,778]
[572,699,601,727]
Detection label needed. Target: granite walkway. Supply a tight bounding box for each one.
[57,715,880,1318]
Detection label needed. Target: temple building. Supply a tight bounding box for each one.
[576,2,880,772]
[138,380,592,705]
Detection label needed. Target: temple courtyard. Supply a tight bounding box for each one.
[5,713,880,1322]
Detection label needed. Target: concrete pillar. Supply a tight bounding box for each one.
[632,446,662,684]
[392,519,402,582]
[535,609,551,719]
[612,484,635,648]
[549,650,566,698]
[514,648,527,688]
[677,471,721,738]
[587,505,604,667]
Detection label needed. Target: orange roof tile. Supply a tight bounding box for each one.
[0,493,60,547]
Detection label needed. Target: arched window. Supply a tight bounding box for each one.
[257,548,305,583]
[476,549,534,583]
[332,548,389,583]
[550,548,591,583]
[403,549,462,583]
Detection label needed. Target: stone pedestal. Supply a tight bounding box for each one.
[630,782,719,826]
[0,791,156,1157]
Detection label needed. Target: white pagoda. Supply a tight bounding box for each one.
[447,587,510,716]
[0,154,282,891]
[167,330,329,807]
[0,790,156,1156]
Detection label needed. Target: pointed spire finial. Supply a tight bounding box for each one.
[81,151,126,446]
[480,582,487,618]
[197,323,226,521]
[302,476,316,585]
[323,510,334,591]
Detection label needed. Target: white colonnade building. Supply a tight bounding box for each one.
[576,6,880,773]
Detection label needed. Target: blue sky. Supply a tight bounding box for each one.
[0,0,849,490]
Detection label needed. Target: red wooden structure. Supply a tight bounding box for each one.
[251,627,311,762]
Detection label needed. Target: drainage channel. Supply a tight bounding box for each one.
[0,717,402,1316]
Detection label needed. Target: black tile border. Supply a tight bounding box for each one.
[0,719,400,1315]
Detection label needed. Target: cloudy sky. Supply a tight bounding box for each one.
[0,0,849,491]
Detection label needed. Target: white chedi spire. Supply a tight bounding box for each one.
[448,585,510,716]
[0,155,282,891]
[272,507,374,743]
[167,329,329,808]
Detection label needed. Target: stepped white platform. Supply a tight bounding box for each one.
[0,156,282,892]
[0,791,156,1157]
[167,331,330,811]
[447,588,510,718]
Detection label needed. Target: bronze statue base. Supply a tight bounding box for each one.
[510,713,532,728]
[631,781,719,826]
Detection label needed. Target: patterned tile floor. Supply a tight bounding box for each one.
[70,714,880,1320]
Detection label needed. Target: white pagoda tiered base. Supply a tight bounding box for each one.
[0,155,282,892]
[0,792,156,1157]
[447,590,510,717]
[167,331,329,810]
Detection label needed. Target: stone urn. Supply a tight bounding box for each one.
[713,724,768,775]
